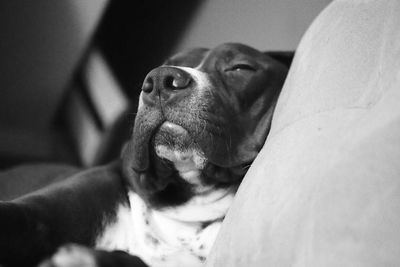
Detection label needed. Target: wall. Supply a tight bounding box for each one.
[0,1,108,131]
[173,0,332,52]
[0,1,108,165]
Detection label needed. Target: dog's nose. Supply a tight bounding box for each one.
[141,67,192,97]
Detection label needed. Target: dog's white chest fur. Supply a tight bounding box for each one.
[96,190,235,267]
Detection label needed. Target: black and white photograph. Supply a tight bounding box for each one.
[0,0,399,266]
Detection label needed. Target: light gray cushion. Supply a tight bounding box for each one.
[206,0,400,266]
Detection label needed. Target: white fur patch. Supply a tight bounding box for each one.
[96,205,135,251]
[153,121,207,186]
[95,189,235,267]
[155,144,206,185]
[40,245,97,267]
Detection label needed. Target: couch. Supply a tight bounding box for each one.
[206,0,400,266]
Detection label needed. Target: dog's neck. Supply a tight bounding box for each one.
[153,184,236,222]
[98,133,237,266]
[150,142,239,226]
[128,188,235,266]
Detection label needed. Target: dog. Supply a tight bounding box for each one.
[0,43,292,267]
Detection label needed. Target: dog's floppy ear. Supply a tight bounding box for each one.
[264,51,295,68]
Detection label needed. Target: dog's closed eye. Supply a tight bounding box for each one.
[225,64,257,72]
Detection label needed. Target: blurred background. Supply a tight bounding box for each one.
[0,0,332,170]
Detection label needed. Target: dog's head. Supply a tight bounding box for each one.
[122,43,292,208]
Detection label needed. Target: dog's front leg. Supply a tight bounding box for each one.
[0,163,129,267]
[0,201,55,266]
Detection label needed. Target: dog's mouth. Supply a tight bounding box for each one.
[122,106,252,206]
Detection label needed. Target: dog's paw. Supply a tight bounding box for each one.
[38,244,97,267]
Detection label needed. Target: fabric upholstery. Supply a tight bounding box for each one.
[206,0,400,266]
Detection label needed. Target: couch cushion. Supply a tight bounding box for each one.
[206,0,400,266]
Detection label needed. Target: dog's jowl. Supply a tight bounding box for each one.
[0,43,292,267]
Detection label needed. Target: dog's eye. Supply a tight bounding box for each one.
[226,64,256,72]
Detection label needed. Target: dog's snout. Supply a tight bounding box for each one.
[141,67,192,94]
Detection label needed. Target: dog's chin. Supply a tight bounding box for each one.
[153,122,193,154]
[152,122,206,167]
